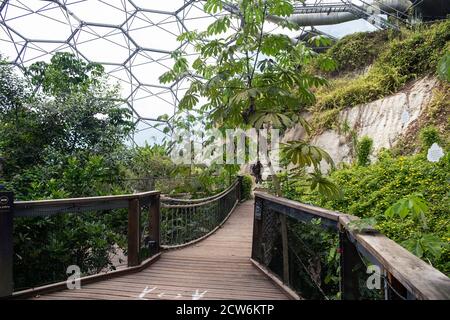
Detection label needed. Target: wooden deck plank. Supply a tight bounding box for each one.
[31,201,291,300]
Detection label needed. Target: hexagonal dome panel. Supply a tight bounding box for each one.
[0,0,220,145]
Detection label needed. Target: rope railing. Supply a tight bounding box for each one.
[161,179,239,204]
[160,179,241,248]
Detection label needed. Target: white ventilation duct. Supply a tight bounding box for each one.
[267,0,412,27]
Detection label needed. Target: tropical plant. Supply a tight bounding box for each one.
[419,125,441,150]
[384,193,447,261]
[356,136,373,166]
[437,50,450,83]
[159,0,340,198]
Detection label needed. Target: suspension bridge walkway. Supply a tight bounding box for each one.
[28,201,291,300]
[1,178,449,300]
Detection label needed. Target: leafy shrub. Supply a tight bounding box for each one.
[289,151,450,275]
[314,20,450,110]
[324,30,389,74]
[437,50,450,82]
[420,125,441,150]
[356,136,373,166]
[240,175,253,200]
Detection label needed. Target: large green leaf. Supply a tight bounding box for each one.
[437,51,450,82]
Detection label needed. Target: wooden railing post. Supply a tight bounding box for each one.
[0,190,14,297]
[237,175,243,202]
[279,214,290,286]
[127,198,141,267]
[251,196,263,260]
[339,227,361,300]
[149,194,161,253]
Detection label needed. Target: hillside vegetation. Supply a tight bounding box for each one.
[278,20,450,276]
[310,20,450,112]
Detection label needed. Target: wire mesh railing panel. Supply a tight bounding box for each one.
[13,208,129,291]
[251,193,430,300]
[160,181,239,247]
[286,216,340,300]
[252,203,341,299]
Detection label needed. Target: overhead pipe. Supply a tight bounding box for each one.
[267,0,412,27]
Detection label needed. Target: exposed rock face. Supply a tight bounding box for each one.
[283,76,438,167]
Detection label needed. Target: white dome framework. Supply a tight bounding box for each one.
[0,0,232,145]
[1,0,417,144]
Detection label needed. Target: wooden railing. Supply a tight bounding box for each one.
[160,178,242,248]
[0,178,244,298]
[251,192,450,300]
[0,191,161,298]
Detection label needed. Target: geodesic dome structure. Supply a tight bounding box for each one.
[2,1,412,145]
[0,0,231,145]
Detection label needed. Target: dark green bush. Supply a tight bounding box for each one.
[295,151,450,275]
[356,136,373,166]
[241,175,253,200]
[314,20,450,110]
[325,30,389,74]
[420,125,441,150]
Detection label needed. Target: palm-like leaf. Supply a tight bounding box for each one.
[282,140,334,169]
[307,170,343,200]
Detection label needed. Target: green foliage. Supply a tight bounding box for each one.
[307,170,343,200]
[0,53,136,289]
[314,20,450,110]
[384,193,447,260]
[356,136,373,166]
[317,30,389,75]
[160,0,339,199]
[272,167,342,202]
[241,175,253,200]
[14,212,125,289]
[10,152,129,288]
[385,193,429,223]
[160,0,331,129]
[402,233,446,260]
[437,50,450,82]
[26,52,104,96]
[310,108,340,133]
[0,54,134,178]
[287,218,340,299]
[420,125,441,150]
[296,152,450,275]
[127,144,176,180]
[0,55,31,113]
[282,140,334,170]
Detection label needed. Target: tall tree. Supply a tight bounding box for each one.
[160,0,339,197]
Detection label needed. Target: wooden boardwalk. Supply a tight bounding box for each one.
[32,201,290,300]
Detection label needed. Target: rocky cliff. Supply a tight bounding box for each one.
[283,76,439,168]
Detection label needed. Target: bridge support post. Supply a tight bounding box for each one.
[339,227,361,300]
[128,198,141,267]
[251,197,263,260]
[0,191,14,297]
[237,176,243,202]
[149,194,161,253]
[279,214,290,286]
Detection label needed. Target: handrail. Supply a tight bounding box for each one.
[161,180,239,208]
[14,190,159,206]
[252,192,450,300]
[14,190,160,217]
[161,179,239,204]
[0,190,161,298]
[160,178,242,248]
